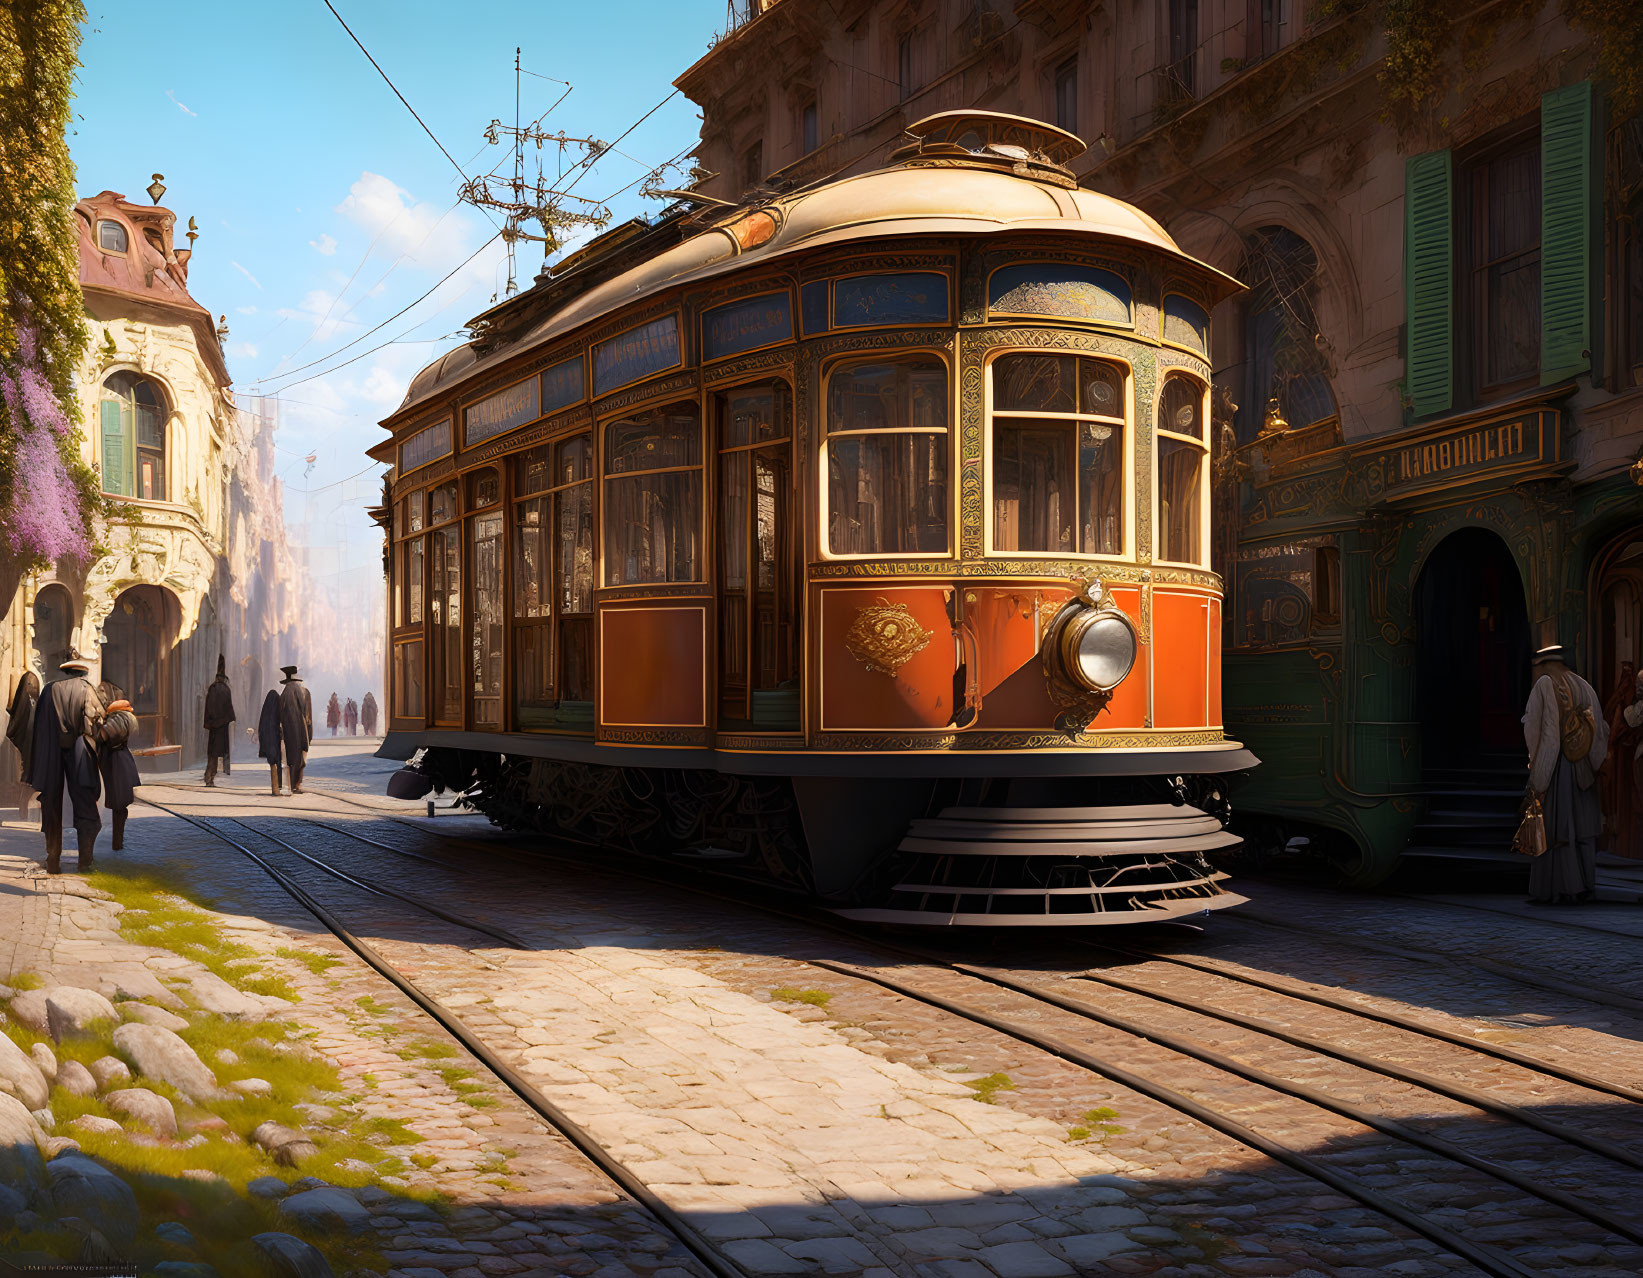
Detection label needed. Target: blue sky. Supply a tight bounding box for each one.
[70,0,722,643]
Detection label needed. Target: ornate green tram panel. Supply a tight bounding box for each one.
[373,113,1259,925]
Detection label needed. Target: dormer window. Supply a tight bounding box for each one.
[97,220,128,253]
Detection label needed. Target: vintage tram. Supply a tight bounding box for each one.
[372,112,1256,925]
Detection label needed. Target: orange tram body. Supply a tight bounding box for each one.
[373,113,1257,925]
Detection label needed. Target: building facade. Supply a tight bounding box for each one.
[677,0,1643,875]
[0,188,298,786]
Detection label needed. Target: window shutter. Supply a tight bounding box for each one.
[1540,80,1595,384]
[1404,150,1454,417]
[100,399,129,496]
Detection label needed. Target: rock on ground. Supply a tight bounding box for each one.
[276,1186,370,1234]
[45,986,119,1041]
[251,1230,337,1277]
[120,1002,190,1032]
[46,1153,139,1250]
[184,970,270,1019]
[29,1042,57,1081]
[88,1056,130,1090]
[0,1033,49,1110]
[154,1220,197,1247]
[252,1121,319,1167]
[8,988,50,1033]
[55,1059,97,1096]
[0,1182,27,1227]
[151,1264,220,1278]
[68,1115,123,1136]
[104,1087,178,1138]
[111,1022,218,1100]
[0,1094,46,1199]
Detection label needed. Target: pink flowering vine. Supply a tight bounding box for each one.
[1,317,91,562]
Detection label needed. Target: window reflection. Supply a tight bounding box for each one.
[825,357,949,555]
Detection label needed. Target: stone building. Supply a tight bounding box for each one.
[0,187,299,782]
[676,1,1643,874]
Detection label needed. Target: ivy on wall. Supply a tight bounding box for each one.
[0,0,107,577]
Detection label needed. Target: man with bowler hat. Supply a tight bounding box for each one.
[278,665,314,794]
[26,650,104,874]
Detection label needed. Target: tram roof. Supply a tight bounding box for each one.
[388,125,1241,425]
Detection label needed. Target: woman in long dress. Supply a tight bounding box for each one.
[95,698,141,851]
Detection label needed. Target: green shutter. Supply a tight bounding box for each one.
[1404,150,1453,417]
[1540,80,1595,384]
[99,398,129,496]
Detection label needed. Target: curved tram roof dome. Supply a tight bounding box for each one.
[393,111,1240,418]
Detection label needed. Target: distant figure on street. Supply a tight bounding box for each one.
[344,697,359,736]
[326,692,341,737]
[279,666,314,794]
[1524,644,1609,904]
[202,654,236,787]
[361,691,378,737]
[257,689,283,795]
[1605,661,1641,859]
[6,669,40,785]
[95,698,140,852]
[26,651,104,875]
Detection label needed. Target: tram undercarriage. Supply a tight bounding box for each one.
[408,747,1246,925]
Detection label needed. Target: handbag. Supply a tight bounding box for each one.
[1512,789,1547,857]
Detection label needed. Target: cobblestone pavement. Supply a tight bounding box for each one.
[4,743,1643,1277]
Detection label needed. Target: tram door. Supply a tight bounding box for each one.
[426,481,463,726]
[715,382,800,731]
[466,468,504,731]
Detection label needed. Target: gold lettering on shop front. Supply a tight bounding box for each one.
[1396,417,1529,486]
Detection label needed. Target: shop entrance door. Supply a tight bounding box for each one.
[101,585,180,748]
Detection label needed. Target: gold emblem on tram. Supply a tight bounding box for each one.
[845,599,933,676]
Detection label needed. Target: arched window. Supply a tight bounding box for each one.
[1241,226,1336,443]
[1157,374,1208,566]
[99,372,167,500]
[96,220,128,253]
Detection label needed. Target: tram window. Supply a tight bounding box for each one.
[512,434,595,729]
[429,481,458,526]
[467,467,500,510]
[393,640,425,720]
[406,537,424,624]
[470,510,505,729]
[392,491,425,630]
[717,382,798,729]
[990,354,1125,556]
[824,357,949,555]
[1158,374,1208,565]
[603,404,702,585]
[429,525,462,722]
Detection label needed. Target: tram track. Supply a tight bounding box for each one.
[144,785,1643,1277]
[137,794,742,1278]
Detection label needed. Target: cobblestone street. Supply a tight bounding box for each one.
[3,741,1643,1277]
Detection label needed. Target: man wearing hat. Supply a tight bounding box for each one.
[1523,643,1609,903]
[277,665,314,794]
[24,650,104,874]
[202,654,236,787]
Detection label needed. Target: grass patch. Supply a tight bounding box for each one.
[10,971,42,991]
[276,946,342,975]
[409,1152,439,1170]
[359,1115,424,1146]
[963,1072,1016,1104]
[459,1092,499,1110]
[88,869,297,1002]
[393,1038,457,1062]
[1068,1106,1125,1142]
[436,1066,475,1088]
[769,987,833,1007]
[354,994,397,1016]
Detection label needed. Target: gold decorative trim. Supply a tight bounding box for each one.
[592,369,700,416]
[806,558,1222,590]
[813,729,1230,750]
[843,598,933,676]
[702,348,797,387]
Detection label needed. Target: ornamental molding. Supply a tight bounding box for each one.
[843,598,933,676]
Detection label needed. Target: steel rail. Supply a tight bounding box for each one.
[192,792,1638,1272]
[952,963,1643,1248]
[138,796,744,1278]
[159,805,530,950]
[1071,936,1643,1106]
[1232,910,1643,1017]
[803,957,1543,1278]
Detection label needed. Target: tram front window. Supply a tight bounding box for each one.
[1157,374,1207,565]
[825,356,949,555]
[990,354,1125,555]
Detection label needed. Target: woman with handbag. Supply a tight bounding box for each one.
[1522,645,1609,903]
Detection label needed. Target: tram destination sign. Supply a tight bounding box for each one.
[702,291,793,362]
[1380,407,1560,502]
[399,417,452,475]
[464,376,541,449]
[593,315,682,397]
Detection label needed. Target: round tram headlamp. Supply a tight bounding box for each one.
[1057,605,1138,693]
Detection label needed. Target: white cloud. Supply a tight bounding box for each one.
[335,171,472,271]
[310,233,338,256]
[231,261,262,289]
[228,341,259,359]
[166,90,197,117]
[236,305,258,315]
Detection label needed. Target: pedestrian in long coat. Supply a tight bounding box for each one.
[202,654,236,786]
[95,699,140,851]
[279,666,314,794]
[1524,644,1610,903]
[326,692,341,737]
[361,691,378,737]
[5,670,40,786]
[344,697,359,736]
[26,652,103,874]
[257,689,284,795]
